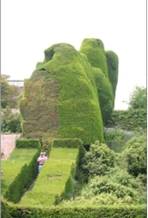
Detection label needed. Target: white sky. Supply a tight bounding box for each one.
[1,0,146,110]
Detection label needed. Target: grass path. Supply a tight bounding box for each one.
[20,147,78,207]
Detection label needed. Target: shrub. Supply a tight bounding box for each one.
[4,149,40,203]
[1,200,146,218]
[1,107,22,133]
[122,135,146,177]
[104,128,134,152]
[82,141,115,178]
[16,138,41,148]
[81,176,139,199]
[107,109,146,131]
[52,138,82,148]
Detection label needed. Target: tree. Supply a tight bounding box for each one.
[129,87,146,110]
[0,74,20,108]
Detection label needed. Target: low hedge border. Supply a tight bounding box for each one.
[2,200,146,218]
[4,148,40,203]
[16,138,41,148]
[52,138,83,148]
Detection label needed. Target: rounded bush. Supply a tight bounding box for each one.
[82,141,115,177]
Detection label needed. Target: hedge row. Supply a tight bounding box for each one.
[52,138,83,148]
[16,138,41,148]
[2,200,146,218]
[106,109,146,131]
[4,149,40,203]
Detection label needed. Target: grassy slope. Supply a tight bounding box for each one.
[2,149,37,195]
[20,147,78,207]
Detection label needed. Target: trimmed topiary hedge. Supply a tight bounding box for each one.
[52,138,83,148]
[4,149,40,203]
[1,200,146,218]
[16,138,41,148]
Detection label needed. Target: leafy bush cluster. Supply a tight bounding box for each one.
[121,135,147,177]
[80,169,146,204]
[1,74,22,109]
[1,108,22,133]
[81,141,115,179]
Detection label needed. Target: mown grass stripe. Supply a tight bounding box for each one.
[20,147,78,207]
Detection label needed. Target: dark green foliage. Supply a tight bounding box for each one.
[74,144,87,183]
[93,67,114,123]
[107,109,146,131]
[1,199,12,218]
[1,108,22,133]
[104,128,134,152]
[4,149,40,203]
[122,135,147,177]
[129,87,146,110]
[106,51,118,96]
[2,200,146,218]
[82,141,115,178]
[52,138,82,148]
[16,138,41,148]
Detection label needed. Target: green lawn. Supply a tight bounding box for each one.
[2,148,37,195]
[20,147,78,207]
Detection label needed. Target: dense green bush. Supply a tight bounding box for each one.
[122,135,146,177]
[16,138,41,148]
[106,51,118,97]
[107,109,146,131]
[81,176,138,199]
[1,108,22,133]
[82,141,115,178]
[104,128,134,152]
[1,200,146,218]
[4,149,40,203]
[52,138,82,148]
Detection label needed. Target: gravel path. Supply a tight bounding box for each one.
[1,134,21,160]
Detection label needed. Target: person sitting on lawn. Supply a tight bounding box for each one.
[37,152,48,173]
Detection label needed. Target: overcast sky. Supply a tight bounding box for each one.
[1,0,146,109]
